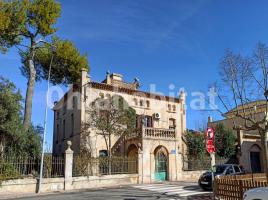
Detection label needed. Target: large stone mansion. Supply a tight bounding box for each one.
[53,69,186,183]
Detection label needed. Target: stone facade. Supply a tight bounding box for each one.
[53,69,187,183]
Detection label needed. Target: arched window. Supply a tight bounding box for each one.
[134,98,138,106]
[168,104,171,111]
[140,100,144,107]
[169,118,176,129]
[146,100,150,108]
[172,105,176,112]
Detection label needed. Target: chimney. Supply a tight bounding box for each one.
[110,73,123,81]
[208,116,213,123]
[179,91,186,103]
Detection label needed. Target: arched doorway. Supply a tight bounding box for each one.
[127,144,138,158]
[154,146,168,181]
[127,144,138,173]
[250,144,262,173]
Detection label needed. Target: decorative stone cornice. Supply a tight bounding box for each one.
[88,82,181,103]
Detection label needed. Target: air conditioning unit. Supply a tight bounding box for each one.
[154,113,161,119]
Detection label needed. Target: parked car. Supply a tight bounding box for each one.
[243,187,268,200]
[198,164,244,190]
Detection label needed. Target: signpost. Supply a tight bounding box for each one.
[206,127,216,190]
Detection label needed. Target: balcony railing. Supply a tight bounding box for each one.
[126,127,176,140]
[143,127,176,139]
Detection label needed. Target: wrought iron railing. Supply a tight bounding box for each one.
[182,155,228,171]
[72,156,138,177]
[0,154,64,179]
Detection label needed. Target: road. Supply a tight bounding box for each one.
[8,182,213,200]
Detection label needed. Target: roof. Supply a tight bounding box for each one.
[88,81,182,103]
[224,100,267,118]
[53,81,182,110]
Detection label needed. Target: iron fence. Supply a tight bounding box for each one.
[0,154,64,179]
[73,156,138,177]
[182,155,228,171]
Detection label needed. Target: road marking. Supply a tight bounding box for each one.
[133,184,211,197]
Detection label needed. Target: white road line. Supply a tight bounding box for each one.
[133,184,211,197]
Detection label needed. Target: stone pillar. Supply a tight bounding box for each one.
[138,149,143,184]
[64,141,73,190]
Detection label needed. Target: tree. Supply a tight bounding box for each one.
[0,76,41,157]
[183,129,206,158]
[84,95,136,159]
[214,43,268,180]
[0,0,89,129]
[184,125,236,159]
[214,123,236,158]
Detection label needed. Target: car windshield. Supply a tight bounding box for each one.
[215,165,227,174]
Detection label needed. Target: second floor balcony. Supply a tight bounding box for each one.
[128,127,176,140]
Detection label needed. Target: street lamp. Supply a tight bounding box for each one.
[38,44,56,193]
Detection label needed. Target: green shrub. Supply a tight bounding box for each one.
[0,162,21,186]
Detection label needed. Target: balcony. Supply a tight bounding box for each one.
[143,127,176,139]
[127,127,176,140]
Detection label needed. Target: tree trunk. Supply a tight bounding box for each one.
[260,132,268,181]
[23,59,36,129]
[0,135,4,158]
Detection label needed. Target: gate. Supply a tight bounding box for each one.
[155,150,167,181]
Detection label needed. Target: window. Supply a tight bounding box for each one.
[172,105,176,112]
[146,100,150,108]
[134,98,138,106]
[99,92,104,99]
[71,114,74,136]
[169,118,176,129]
[234,165,241,173]
[99,150,108,157]
[63,119,66,140]
[168,104,171,111]
[144,115,153,127]
[136,115,141,129]
[225,166,234,175]
[140,100,144,107]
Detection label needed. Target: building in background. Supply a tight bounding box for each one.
[53,69,187,183]
[208,100,267,173]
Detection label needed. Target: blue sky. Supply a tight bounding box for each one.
[1,0,268,148]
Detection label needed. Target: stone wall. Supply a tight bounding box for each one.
[178,170,205,182]
[0,174,138,195]
[0,178,64,194]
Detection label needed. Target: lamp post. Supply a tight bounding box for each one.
[38,44,56,193]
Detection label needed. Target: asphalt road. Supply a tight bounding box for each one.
[8,182,213,200]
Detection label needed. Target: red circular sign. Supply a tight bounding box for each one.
[206,127,214,139]
[206,127,215,153]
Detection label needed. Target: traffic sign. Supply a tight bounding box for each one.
[206,140,215,153]
[206,127,215,153]
[206,127,214,139]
